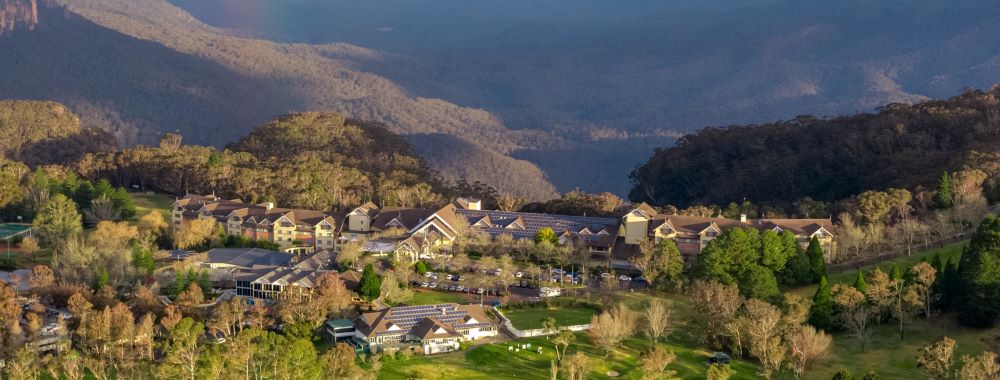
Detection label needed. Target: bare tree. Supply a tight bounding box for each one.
[917,337,956,380]
[741,299,785,379]
[560,352,590,380]
[497,195,524,212]
[786,325,832,379]
[910,262,937,318]
[688,280,743,349]
[588,304,638,356]
[958,351,1000,380]
[832,284,874,352]
[639,346,677,379]
[865,268,894,321]
[891,283,922,340]
[643,298,673,343]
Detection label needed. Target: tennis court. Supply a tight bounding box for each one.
[0,224,31,240]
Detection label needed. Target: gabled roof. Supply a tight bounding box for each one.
[354,304,494,339]
[628,203,658,219]
[751,219,836,237]
[294,249,335,271]
[436,208,620,249]
[370,207,436,232]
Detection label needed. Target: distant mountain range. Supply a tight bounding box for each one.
[169,0,1000,194]
[0,0,558,200]
[3,0,1000,199]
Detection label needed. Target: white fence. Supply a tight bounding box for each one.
[492,306,591,338]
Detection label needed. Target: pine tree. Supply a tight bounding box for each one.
[889,264,903,281]
[810,276,834,330]
[853,270,867,293]
[358,263,382,301]
[933,171,954,209]
[957,217,1000,326]
[806,236,826,283]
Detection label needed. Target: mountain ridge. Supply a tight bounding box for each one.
[0,0,559,200]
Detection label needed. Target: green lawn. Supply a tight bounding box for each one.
[381,241,990,380]
[501,304,601,330]
[132,192,175,221]
[805,313,995,379]
[406,290,469,306]
[380,333,760,380]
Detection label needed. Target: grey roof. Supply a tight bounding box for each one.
[205,248,292,268]
[455,209,619,248]
[294,249,335,271]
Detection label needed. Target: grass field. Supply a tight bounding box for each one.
[380,333,761,380]
[784,241,995,378]
[807,313,995,379]
[379,241,987,379]
[132,192,175,221]
[792,241,966,298]
[501,304,601,330]
[407,290,469,306]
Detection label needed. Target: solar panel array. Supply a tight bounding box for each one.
[456,209,619,244]
[374,304,473,336]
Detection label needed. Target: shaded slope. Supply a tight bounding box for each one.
[630,87,1000,207]
[0,0,557,199]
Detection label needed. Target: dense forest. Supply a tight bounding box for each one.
[0,0,558,200]
[79,112,449,211]
[630,86,1000,209]
[0,100,116,166]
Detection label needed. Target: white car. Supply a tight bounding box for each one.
[600,272,613,279]
[515,271,524,278]
[429,282,438,289]
[421,282,429,288]
[618,275,632,281]
[446,274,454,280]
[425,271,435,278]
[456,286,465,292]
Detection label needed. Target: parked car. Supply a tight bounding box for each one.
[445,274,454,280]
[447,285,457,291]
[476,288,485,294]
[429,282,438,289]
[618,275,632,281]
[515,271,524,278]
[633,276,647,283]
[456,286,465,292]
[600,272,613,279]
[421,282,429,288]
[707,352,732,365]
[424,271,435,278]
[539,287,562,297]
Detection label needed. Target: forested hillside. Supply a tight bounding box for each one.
[0,0,557,200]
[630,87,1000,208]
[0,100,115,165]
[79,112,448,211]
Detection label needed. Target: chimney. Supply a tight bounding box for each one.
[456,197,482,210]
[739,214,747,223]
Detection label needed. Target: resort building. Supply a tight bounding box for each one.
[352,303,498,354]
[617,203,837,262]
[171,194,338,252]
[394,198,619,261]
